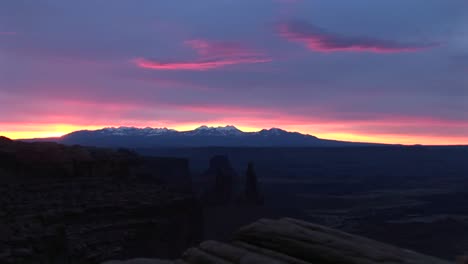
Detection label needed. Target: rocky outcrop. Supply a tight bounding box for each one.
[103,259,173,264]
[0,140,201,264]
[0,139,138,180]
[200,156,237,205]
[200,157,265,206]
[115,218,451,264]
[0,136,12,144]
[241,162,263,205]
[230,218,450,263]
[0,140,192,191]
[0,178,202,264]
[458,256,468,264]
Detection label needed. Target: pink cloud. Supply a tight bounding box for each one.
[134,57,271,71]
[134,39,271,71]
[278,20,437,53]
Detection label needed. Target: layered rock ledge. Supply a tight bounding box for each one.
[107,218,451,264]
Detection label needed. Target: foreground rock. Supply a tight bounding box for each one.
[103,259,173,264]
[0,179,202,264]
[0,139,201,264]
[113,218,450,264]
[230,218,450,263]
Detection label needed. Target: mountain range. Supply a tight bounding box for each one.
[21,125,384,148]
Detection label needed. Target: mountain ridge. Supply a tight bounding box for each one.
[17,125,387,148]
[69,125,318,137]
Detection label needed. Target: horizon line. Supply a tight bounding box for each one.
[3,124,467,147]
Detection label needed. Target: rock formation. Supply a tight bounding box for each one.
[0,140,192,190]
[0,139,138,180]
[200,157,264,206]
[104,218,451,264]
[0,136,12,144]
[243,162,263,205]
[200,156,236,205]
[458,256,468,264]
[0,140,202,264]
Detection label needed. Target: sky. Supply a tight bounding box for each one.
[1,0,467,145]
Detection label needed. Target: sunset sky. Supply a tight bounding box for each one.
[1,0,467,144]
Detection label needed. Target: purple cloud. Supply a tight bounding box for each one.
[278,20,437,53]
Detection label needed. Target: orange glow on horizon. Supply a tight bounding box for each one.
[1,122,467,146]
[314,132,466,146]
[1,124,111,140]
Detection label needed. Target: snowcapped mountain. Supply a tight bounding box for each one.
[38,125,380,148]
[89,125,244,137]
[257,128,289,136]
[97,127,177,136]
[185,125,243,136]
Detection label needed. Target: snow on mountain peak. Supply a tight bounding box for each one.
[257,127,288,136]
[72,125,310,138]
[99,126,176,136]
[195,125,240,131]
[192,125,242,135]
